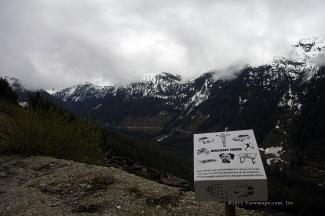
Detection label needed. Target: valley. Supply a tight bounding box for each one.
[3,37,325,215]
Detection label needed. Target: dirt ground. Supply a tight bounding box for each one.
[0,155,264,216]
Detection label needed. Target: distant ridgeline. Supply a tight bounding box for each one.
[51,61,325,168]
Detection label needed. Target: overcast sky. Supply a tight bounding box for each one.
[1,0,325,90]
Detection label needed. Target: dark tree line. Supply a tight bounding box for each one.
[0,77,18,104]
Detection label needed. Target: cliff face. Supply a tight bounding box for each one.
[0,155,261,216]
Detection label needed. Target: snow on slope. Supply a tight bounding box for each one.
[184,75,213,113]
[292,37,325,62]
[53,37,325,109]
[272,37,325,115]
[54,72,184,103]
[123,72,182,99]
[54,82,113,102]
[272,37,325,80]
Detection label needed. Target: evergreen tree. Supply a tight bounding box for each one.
[0,77,18,104]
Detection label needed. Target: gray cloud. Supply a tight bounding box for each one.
[1,0,325,90]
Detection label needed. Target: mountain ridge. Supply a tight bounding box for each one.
[51,37,325,110]
[5,37,325,181]
[46,38,325,180]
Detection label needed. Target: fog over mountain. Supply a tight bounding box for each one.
[1,0,325,90]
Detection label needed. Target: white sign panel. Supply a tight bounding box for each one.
[194,129,268,201]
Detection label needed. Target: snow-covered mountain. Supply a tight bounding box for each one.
[54,82,114,103]
[50,37,325,177]
[53,37,325,115]
[4,37,325,190]
[53,71,216,114]
[272,37,325,80]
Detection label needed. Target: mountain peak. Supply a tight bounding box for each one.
[269,36,325,81]
[54,82,112,102]
[296,37,324,51]
[78,81,93,86]
[291,36,325,61]
[155,72,182,82]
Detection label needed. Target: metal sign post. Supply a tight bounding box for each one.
[225,202,236,216]
[193,129,268,215]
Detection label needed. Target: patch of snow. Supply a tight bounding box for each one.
[159,111,168,116]
[184,79,210,113]
[73,96,81,102]
[275,120,280,129]
[191,90,209,107]
[277,85,301,114]
[19,102,28,107]
[157,135,169,142]
[238,96,248,112]
[270,37,325,82]
[265,146,283,156]
[264,146,287,165]
[239,96,248,105]
[46,89,59,95]
[92,104,102,110]
[266,158,273,165]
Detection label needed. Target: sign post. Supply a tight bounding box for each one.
[193,130,267,215]
[225,202,236,216]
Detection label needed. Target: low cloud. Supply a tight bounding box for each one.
[1,0,325,89]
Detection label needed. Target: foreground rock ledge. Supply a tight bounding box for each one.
[0,155,262,216]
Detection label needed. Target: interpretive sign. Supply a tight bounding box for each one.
[194,129,268,201]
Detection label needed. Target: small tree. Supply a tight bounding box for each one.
[0,77,18,104]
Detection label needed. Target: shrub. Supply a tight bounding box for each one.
[0,101,104,164]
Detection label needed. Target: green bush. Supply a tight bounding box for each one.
[0,101,104,164]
